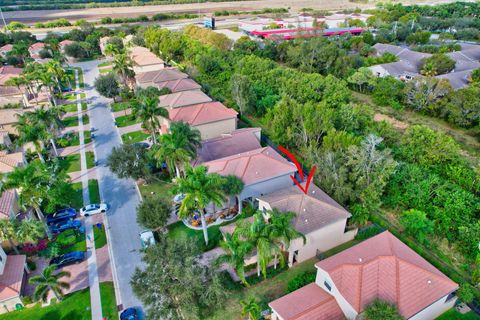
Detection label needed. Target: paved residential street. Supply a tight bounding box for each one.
[74,60,144,311]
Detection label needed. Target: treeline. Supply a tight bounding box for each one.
[142,25,480,268]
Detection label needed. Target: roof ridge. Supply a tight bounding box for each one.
[190,103,204,123]
[289,287,337,320]
[260,147,296,170]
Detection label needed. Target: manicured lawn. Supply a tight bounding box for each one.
[437,309,480,320]
[62,116,78,128]
[60,131,91,147]
[99,282,117,320]
[98,61,111,68]
[57,229,86,255]
[138,180,173,202]
[0,284,92,320]
[167,221,224,252]
[115,115,140,128]
[82,115,89,125]
[63,93,77,101]
[99,68,112,74]
[111,101,130,112]
[58,152,95,173]
[88,179,100,204]
[121,131,149,144]
[94,224,107,249]
[75,67,85,88]
[62,102,87,113]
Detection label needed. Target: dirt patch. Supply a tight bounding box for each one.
[374,113,409,130]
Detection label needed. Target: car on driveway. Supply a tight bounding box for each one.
[80,203,108,217]
[50,251,85,268]
[46,208,77,225]
[120,307,139,320]
[49,220,82,234]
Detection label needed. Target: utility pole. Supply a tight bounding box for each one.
[0,7,8,33]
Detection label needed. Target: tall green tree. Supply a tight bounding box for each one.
[400,209,434,244]
[231,73,256,115]
[132,95,168,144]
[107,144,151,180]
[150,134,190,178]
[171,165,226,245]
[217,233,252,286]
[26,107,64,157]
[14,113,48,162]
[240,297,261,320]
[29,264,71,302]
[112,52,134,87]
[136,196,171,231]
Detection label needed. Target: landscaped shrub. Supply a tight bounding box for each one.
[355,224,383,241]
[287,271,316,293]
[26,259,36,271]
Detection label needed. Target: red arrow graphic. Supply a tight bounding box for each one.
[278,146,316,194]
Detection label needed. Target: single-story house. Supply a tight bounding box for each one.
[166,101,238,140]
[369,43,480,89]
[129,46,165,73]
[58,40,75,54]
[0,152,26,174]
[0,247,27,314]
[0,189,20,220]
[0,66,27,107]
[269,231,458,320]
[159,90,212,109]
[257,183,357,266]
[153,78,201,93]
[135,68,189,89]
[0,45,13,59]
[203,146,297,211]
[0,109,24,135]
[194,127,262,166]
[28,43,47,60]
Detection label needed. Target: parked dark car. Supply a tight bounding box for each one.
[50,251,85,268]
[46,208,77,225]
[49,220,82,234]
[120,308,138,320]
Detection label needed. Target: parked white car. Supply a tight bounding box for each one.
[80,203,108,217]
[140,230,155,248]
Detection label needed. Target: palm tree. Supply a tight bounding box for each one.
[45,60,66,92]
[132,96,168,144]
[26,107,64,156]
[240,297,261,320]
[220,175,244,212]
[14,114,48,162]
[150,134,190,178]
[169,122,201,158]
[235,212,284,278]
[29,264,70,302]
[268,209,305,268]
[0,219,18,254]
[36,71,58,107]
[171,164,227,245]
[217,233,252,286]
[112,52,134,87]
[0,218,44,255]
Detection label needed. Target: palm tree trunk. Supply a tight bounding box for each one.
[50,138,59,157]
[257,261,260,277]
[175,165,181,179]
[50,286,62,302]
[200,209,209,245]
[37,151,45,163]
[8,239,20,255]
[274,254,277,269]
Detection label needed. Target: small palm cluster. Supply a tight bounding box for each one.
[29,264,71,303]
[219,209,305,286]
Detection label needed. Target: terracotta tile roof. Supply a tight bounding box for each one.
[156,78,201,93]
[130,46,165,67]
[159,90,212,109]
[0,189,16,218]
[0,44,13,52]
[28,42,45,51]
[0,109,23,125]
[203,146,296,186]
[0,254,26,301]
[136,68,188,84]
[194,128,261,165]
[168,101,237,126]
[269,283,345,320]
[0,66,23,86]
[315,231,458,319]
[59,40,75,48]
[0,86,23,96]
[0,152,24,173]
[258,183,351,234]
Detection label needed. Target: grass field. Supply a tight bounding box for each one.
[62,116,78,127]
[111,102,130,112]
[115,115,140,128]
[59,151,95,173]
[121,131,149,144]
[94,224,107,249]
[99,282,117,320]
[70,179,101,209]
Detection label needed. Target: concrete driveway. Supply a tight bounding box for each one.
[72,60,144,310]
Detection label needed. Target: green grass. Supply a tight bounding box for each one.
[111,101,130,112]
[60,131,91,147]
[62,93,77,101]
[62,116,78,128]
[75,67,84,89]
[82,115,89,125]
[167,221,224,252]
[69,181,84,209]
[98,62,111,68]
[80,93,86,100]
[0,284,92,320]
[115,115,140,128]
[99,68,112,74]
[121,131,149,144]
[62,102,87,113]
[94,224,107,249]
[99,282,117,320]
[88,179,100,204]
[436,309,480,320]
[57,229,86,255]
[58,152,94,173]
[138,180,173,202]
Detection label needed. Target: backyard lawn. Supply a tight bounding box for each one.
[58,152,95,173]
[437,309,480,320]
[115,115,140,128]
[121,131,149,144]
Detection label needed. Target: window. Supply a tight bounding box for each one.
[324,280,332,292]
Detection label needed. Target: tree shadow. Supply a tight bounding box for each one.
[39,310,61,320]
